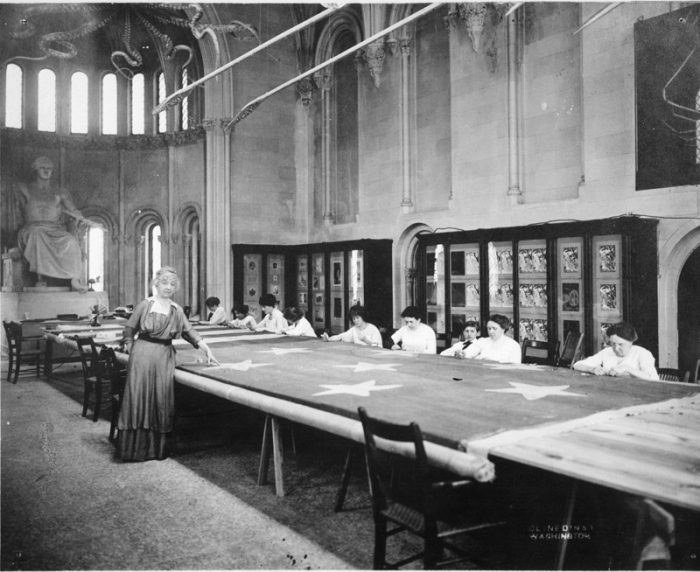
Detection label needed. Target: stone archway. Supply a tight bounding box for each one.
[658,222,700,368]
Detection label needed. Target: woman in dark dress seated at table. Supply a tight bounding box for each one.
[573,322,659,380]
[117,267,219,462]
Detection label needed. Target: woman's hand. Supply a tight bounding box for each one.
[391,344,401,351]
[320,332,330,342]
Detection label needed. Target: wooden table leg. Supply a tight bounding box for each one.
[271,416,285,497]
[44,337,54,378]
[257,414,272,486]
[257,414,285,497]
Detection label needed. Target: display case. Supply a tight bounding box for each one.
[233,239,392,335]
[416,216,658,358]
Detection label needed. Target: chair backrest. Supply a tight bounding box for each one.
[3,321,17,351]
[75,336,98,378]
[56,313,79,320]
[100,346,126,393]
[556,331,584,368]
[522,339,560,366]
[656,368,690,382]
[358,406,429,515]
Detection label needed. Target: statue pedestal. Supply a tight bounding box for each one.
[2,250,30,292]
[1,290,110,322]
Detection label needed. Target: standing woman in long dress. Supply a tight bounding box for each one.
[118,267,219,462]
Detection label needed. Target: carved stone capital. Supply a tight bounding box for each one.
[399,38,412,57]
[365,41,386,88]
[386,36,398,56]
[314,69,332,92]
[444,6,460,33]
[458,2,488,53]
[296,77,315,107]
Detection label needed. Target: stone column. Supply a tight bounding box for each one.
[507,8,523,204]
[315,71,334,225]
[203,118,232,314]
[399,38,414,211]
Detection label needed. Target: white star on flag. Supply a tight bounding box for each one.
[313,379,403,397]
[334,362,401,373]
[210,360,272,371]
[258,347,313,356]
[486,382,586,401]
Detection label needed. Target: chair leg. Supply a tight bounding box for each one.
[13,355,21,384]
[423,521,440,569]
[335,446,357,512]
[93,380,102,422]
[374,518,388,570]
[6,351,14,383]
[82,381,91,418]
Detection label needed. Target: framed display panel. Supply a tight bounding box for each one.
[593,235,623,351]
[425,244,446,337]
[557,237,584,352]
[518,239,548,341]
[414,216,659,360]
[330,251,345,334]
[297,255,309,312]
[267,255,285,309]
[243,254,263,322]
[349,249,364,307]
[311,253,326,331]
[449,243,480,339]
[488,241,514,337]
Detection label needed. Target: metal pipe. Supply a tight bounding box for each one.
[152,5,342,115]
[573,3,621,35]
[225,2,443,130]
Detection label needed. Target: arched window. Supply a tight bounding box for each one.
[4,63,23,129]
[101,73,118,135]
[181,68,189,130]
[181,208,201,315]
[131,73,145,135]
[144,223,162,295]
[37,68,56,132]
[70,71,89,134]
[157,72,166,133]
[86,225,105,292]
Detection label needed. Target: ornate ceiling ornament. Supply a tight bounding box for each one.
[3,4,259,78]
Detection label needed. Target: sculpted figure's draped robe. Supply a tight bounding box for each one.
[16,184,84,282]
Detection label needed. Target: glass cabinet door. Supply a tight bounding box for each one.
[243,254,263,321]
[267,254,284,309]
[593,234,623,351]
[349,249,364,307]
[449,243,480,339]
[297,254,309,313]
[518,240,548,341]
[488,241,515,336]
[330,251,344,334]
[425,245,446,336]
[311,253,325,332]
[558,237,584,350]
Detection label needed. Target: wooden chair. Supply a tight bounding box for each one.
[521,339,560,366]
[75,336,110,422]
[100,347,127,441]
[556,331,584,368]
[358,406,507,569]
[656,368,690,382]
[3,320,44,383]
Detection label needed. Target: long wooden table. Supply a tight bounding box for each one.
[45,325,700,513]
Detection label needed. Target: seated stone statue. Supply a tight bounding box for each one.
[16,156,96,292]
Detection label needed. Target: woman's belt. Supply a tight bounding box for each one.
[137,334,172,346]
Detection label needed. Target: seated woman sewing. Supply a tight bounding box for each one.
[573,322,659,380]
